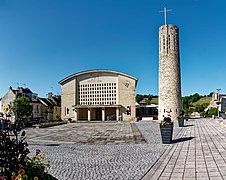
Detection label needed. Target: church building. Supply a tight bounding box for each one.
[59,69,138,121]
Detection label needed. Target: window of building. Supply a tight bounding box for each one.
[79,82,117,105]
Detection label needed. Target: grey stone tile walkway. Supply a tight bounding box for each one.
[25,118,226,179]
[26,121,181,180]
[26,122,146,144]
[142,118,226,180]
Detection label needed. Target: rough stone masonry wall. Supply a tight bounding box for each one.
[158,24,182,120]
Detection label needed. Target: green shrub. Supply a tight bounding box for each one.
[207,107,218,117]
[0,121,56,180]
[0,128,29,178]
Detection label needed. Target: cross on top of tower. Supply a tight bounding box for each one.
[159,4,172,25]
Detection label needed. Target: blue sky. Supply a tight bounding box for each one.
[0,0,226,98]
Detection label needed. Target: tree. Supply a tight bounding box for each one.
[207,107,218,117]
[136,94,155,105]
[147,94,152,101]
[200,111,207,117]
[208,92,214,97]
[194,103,208,113]
[136,94,143,103]
[190,93,201,104]
[13,97,33,120]
[182,96,190,110]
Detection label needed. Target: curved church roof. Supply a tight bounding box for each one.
[59,69,138,86]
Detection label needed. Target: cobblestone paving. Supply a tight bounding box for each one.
[26,121,181,180]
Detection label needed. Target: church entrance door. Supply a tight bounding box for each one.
[95,108,102,120]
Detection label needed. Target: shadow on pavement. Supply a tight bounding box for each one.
[28,143,61,147]
[172,137,195,143]
[184,124,194,127]
[45,144,61,146]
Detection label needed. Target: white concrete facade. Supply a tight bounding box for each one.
[59,70,138,121]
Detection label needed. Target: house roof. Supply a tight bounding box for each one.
[51,96,61,105]
[9,87,33,96]
[38,98,54,106]
[219,94,226,99]
[16,87,33,94]
[7,87,34,100]
[38,96,61,107]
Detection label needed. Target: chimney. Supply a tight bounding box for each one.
[48,92,53,99]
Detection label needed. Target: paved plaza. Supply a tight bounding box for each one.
[26,118,226,180]
[26,122,146,145]
[142,118,226,180]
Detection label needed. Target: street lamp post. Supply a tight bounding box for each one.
[216,88,221,118]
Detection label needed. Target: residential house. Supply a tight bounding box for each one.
[208,93,226,118]
[1,86,40,122]
[38,93,61,121]
[1,87,61,123]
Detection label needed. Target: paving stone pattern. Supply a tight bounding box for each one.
[26,122,146,145]
[142,119,226,180]
[26,121,181,180]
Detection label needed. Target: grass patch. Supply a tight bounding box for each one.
[150,97,158,104]
[192,97,211,106]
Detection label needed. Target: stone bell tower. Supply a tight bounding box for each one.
[158,5,182,120]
